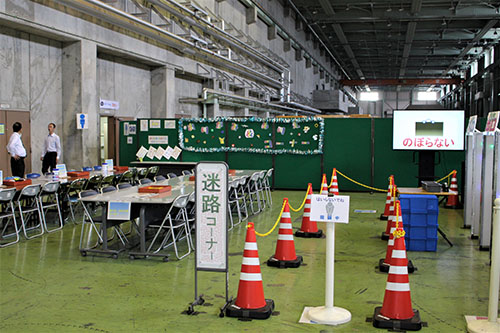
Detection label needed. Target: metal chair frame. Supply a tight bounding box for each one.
[147,194,193,260]
[0,188,19,247]
[39,181,63,233]
[17,184,44,239]
[66,178,87,223]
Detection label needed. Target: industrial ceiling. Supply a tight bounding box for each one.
[289,0,500,89]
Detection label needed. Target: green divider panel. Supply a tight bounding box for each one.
[226,152,272,170]
[119,120,137,167]
[226,120,273,150]
[274,154,321,190]
[137,118,179,162]
[181,151,226,162]
[323,118,372,191]
[374,119,418,188]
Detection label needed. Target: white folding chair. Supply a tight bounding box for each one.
[39,181,63,233]
[0,188,19,247]
[17,184,44,239]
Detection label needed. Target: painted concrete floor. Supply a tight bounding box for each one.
[0,190,492,332]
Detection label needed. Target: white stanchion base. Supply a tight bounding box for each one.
[467,318,500,333]
[307,306,351,326]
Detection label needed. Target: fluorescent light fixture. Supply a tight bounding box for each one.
[417,91,437,101]
[360,91,379,101]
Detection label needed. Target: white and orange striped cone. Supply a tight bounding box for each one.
[328,168,339,196]
[379,175,394,220]
[378,199,416,274]
[320,174,329,195]
[267,198,303,268]
[296,183,323,238]
[373,208,422,331]
[226,222,275,319]
[381,184,397,240]
[444,170,461,209]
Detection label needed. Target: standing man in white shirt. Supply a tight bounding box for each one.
[41,123,61,174]
[6,122,27,178]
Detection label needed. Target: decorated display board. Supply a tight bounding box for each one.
[137,118,180,161]
[179,117,324,155]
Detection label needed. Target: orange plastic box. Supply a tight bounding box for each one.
[138,185,172,194]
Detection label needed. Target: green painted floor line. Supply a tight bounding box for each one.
[0,191,491,332]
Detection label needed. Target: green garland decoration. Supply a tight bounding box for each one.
[178,117,324,155]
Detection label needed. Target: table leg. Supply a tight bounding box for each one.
[140,206,146,253]
[102,206,108,250]
[438,227,453,247]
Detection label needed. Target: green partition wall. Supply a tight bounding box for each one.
[120,116,471,191]
[119,120,138,166]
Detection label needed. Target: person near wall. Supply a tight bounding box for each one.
[6,122,27,178]
[41,123,61,174]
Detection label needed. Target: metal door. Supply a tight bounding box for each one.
[2,111,31,177]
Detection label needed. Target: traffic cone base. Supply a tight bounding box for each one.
[381,231,390,240]
[372,306,422,331]
[379,213,389,221]
[267,254,303,268]
[377,258,416,274]
[295,229,323,238]
[226,299,275,319]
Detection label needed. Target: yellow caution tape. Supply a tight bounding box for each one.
[288,183,311,212]
[255,200,286,237]
[336,170,386,192]
[436,170,455,183]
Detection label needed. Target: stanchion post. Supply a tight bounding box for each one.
[467,198,500,332]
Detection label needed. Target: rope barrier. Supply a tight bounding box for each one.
[335,170,386,192]
[288,183,311,212]
[436,170,455,183]
[255,200,286,237]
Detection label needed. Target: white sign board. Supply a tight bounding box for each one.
[466,115,478,133]
[148,135,168,145]
[195,162,228,271]
[310,194,350,223]
[76,114,88,129]
[0,170,2,185]
[107,201,131,220]
[55,164,67,178]
[99,99,119,110]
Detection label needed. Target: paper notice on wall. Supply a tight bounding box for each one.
[171,146,182,160]
[124,122,130,136]
[129,124,136,135]
[164,146,173,160]
[155,146,165,160]
[136,146,148,159]
[147,146,156,159]
[164,120,176,129]
[150,120,161,129]
[140,119,148,131]
[148,135,168,144]
[127,137,133,144]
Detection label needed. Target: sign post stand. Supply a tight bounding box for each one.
[306,194,351,326]
[188,162,230,316]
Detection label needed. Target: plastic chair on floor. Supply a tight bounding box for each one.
[246,172,262,215]
[39,181,63,233]
[0,188,19,247]
[66,178,87,223]
[17,184,44,239]
[147,194,193,260]
[140,178,153,185]
[26,173,41,179]
[263,168,273,207]
[155,175,167,182]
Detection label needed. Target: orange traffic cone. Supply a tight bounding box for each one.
[226,222,275,319]
[378,199,415,274]
[379,175,394,220]
[381,184,397,240]
[373,208,422,331]
[320,174,329,195]
[444,170,461,209]
[296,183,323,238]
[328,168,339,196]
[267,198,303,268]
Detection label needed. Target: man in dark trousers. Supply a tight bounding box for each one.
[6,122,26,178]
[41,123,61,174]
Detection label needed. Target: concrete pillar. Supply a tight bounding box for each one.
[151,66,176,118]
[235,88,250,116]
[62,40,98,170]
[267,25,276,41]
[283,39,291,52]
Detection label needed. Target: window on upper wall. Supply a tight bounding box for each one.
[485,48,495,67]
[417,91,437,101]
[470,60,478,76]
[359,91,379,101]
